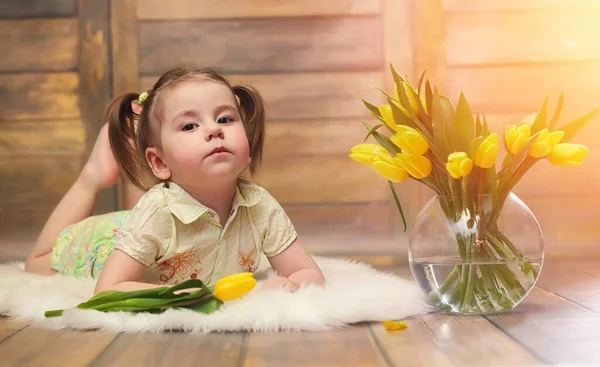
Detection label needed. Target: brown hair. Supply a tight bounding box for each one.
[105,66,266,191]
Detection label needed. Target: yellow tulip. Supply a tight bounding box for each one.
[395,153,432,179]
[372,153,409,182]
[390,125,429,156]
[213,272,257,301]
[548,143,590,166]
[475,133,498,169]
[504,124,531,155]
[529,129,565,158]
[349,143,388,166]
[378,104,397,132]
[446,152,473,179]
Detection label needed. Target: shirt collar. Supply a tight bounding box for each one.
[163,178,263,224]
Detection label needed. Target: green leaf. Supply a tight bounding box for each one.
[417,70,427,95]
[548,92,564,131]
[388,181,407,232]
[388,97,417,129]
[454,92,475,152]
[362,121,399,153]
[530,97,548,134]
[402,79,433,133]
[557,108,600,143]
[78,287,169,309]
[158,279,209,296]
[92,297,172,311]
[431,90,449,157]
[189,297,223,314]
[372,131,402,154]
[425,80,433,115]
[437,93,455,155]
[362,124,384,142]
[46,278,223,318]
[377,87,395,101]
[482,115,490,136]
[390,63,407,92]
[166,294,215,308]
[372,112,397,134]
[363,99,381,116]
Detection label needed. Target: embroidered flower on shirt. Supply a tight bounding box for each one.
[156,248,203,284]
[239,248,257,273]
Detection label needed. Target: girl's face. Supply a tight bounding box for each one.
[146,80,251,187]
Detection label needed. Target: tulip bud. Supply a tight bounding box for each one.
[395,153,432,179]
[529,129,565,158]
[372,153,409,182]
[213,273,257,301]
[548,143,589,166]
[504,124,531,155]
[446,152,473,179]
[390,125,429,156]
[349,144,387,166]
[475,133,498,169]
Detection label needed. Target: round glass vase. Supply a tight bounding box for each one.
[408,192,544,314]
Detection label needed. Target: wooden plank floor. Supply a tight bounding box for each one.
[1,260,599,366]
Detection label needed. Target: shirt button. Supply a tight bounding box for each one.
[207,212,215,218]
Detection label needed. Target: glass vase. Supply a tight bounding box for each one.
[408,192,544,314]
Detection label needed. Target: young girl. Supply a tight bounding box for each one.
[24,66,325,294]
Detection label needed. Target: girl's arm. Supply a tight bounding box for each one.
[267,238,326,287]
[94,249,163,294]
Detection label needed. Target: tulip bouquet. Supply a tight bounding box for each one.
[44,273,256,317]
[350,66,597,313]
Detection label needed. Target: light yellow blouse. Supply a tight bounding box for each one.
[114,178,297,286]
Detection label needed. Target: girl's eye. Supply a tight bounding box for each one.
[181,123,197,131]
[217,116,233,124]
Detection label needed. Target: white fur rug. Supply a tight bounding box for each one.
[0,256,430,333]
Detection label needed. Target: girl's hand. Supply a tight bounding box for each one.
[261,276,299,292]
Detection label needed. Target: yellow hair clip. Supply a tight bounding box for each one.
[138,91,149,105]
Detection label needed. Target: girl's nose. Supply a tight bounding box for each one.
[205,122,224,141]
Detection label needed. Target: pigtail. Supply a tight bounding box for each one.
[233,85,266,174]
[105,93,147,191]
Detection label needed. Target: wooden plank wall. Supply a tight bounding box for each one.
[5,0,594,262]
[128,0,418,258]
[416,0,600,258]
[0,0,114,258]
[0,1,84,250]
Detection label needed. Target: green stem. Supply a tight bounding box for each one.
[460,264,477,312]
[485,229,515,260]
[388,181,407,232]
[496,229,539,280]
[429,266,460,301]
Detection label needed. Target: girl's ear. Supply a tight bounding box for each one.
[145,147,171,180]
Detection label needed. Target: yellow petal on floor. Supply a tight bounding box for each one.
[382,320,408,331]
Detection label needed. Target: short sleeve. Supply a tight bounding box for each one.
[254,190,298,257]
[113,188,173,266]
